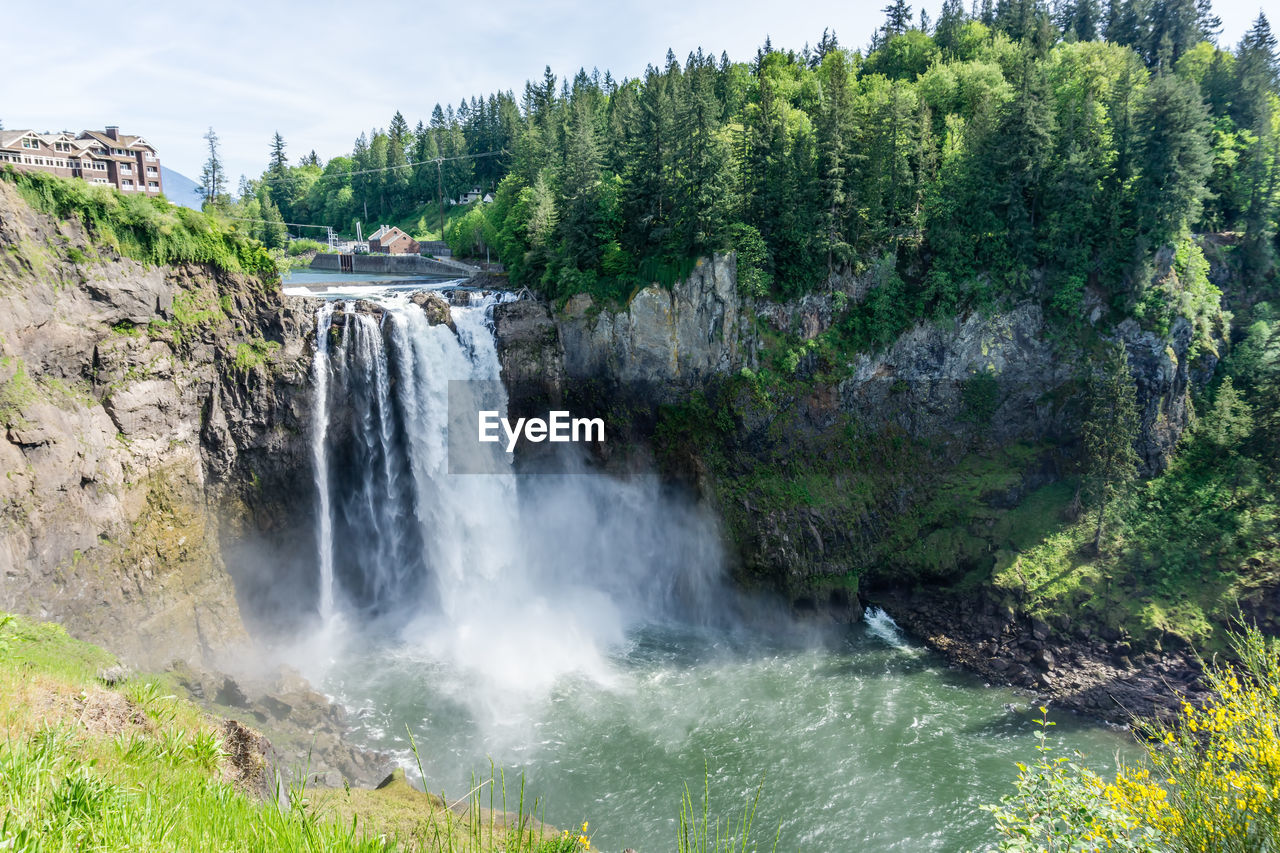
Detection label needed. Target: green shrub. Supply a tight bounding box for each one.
[232,339,281,373]
[987,623,1280,852]
[961,369,1001,424]
[286,238,329,256]
[1,167,277,279]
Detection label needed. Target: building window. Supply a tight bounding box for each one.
[22,138,37,149]
[148,181,159,189]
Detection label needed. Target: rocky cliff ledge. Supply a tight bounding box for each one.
[0,181,315,665]
[493,251,1214,624]
[556,254,751,389]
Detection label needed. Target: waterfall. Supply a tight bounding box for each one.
[310,302,336,624]
[308,290,728,701]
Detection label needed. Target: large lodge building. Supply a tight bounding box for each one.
[0,126,162,196]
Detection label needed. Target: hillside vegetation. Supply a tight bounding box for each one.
[2,168,278,280]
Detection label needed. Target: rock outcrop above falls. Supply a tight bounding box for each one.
[328,291,455,332]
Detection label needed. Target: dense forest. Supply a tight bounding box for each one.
[221,0,1279,327]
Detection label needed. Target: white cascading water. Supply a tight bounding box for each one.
[309,301,337,624]
[308,291,727,721]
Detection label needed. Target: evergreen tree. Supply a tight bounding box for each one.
[817,50,853,271]
[367,131,390,217]
[1081,343,1142,552]
[994,0,1047,43]
[1100,59,1143,279]
[811,29,840,67]
[1105,0,1147,48]
[1132,70,1212,248]
[1146,0,1205,68]
[882,0,913,38]
[1056,0,1101,41]
[623,65,676,255]
[1199,376,1256,498]
[269,132,288,176]
[258,187,289,249]
[1232,14,1279,274]
[198,127,227,209]
[994,57,1057,281]
[351,132,372,224]
[385,111,411,209]
[672,59,734,256]
[1234,14,1277,105]
[1253,326,1280,468]
[558,100,605,270]
[980,0,996,27]
[935,0,970,53]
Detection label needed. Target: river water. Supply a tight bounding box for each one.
[300,289,1138,852]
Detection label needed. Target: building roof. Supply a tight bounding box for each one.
[0,130,40,150]
[77,131,156,153]
[1,128,158,155]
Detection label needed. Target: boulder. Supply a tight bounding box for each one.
[409,290,455,330]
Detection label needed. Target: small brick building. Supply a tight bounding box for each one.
[367,225,420,255]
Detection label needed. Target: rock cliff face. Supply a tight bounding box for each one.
[0,182,315,665]
[492,251,1212,611]
[555,254,751,390]
[837,303,1071,446]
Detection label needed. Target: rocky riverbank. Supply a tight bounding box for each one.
[872,587,1209,726]
[166,658,394,788]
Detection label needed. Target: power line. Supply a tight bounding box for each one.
[258,148,508,184]
[223,216,331,230]
[222,217,338,248]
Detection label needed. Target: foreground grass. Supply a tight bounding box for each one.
[0,613,589,852]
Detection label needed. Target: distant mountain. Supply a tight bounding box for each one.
[161,166,202,210]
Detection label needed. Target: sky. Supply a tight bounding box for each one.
[1,0,1270,188]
